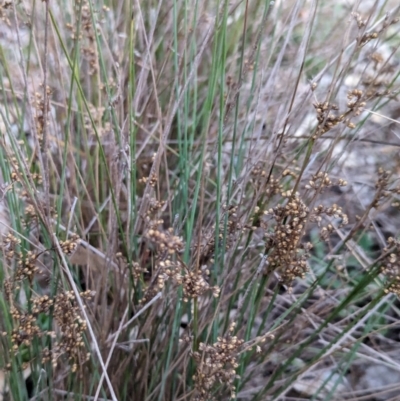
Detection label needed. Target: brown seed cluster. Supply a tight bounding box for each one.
[391,183,400,210]
[7,289,93,373]
[380,237,400,296]
[3,234,39,282]
[261,187,349,284]
[313,89,366,138]
[33,87,52,144]
[59,233,80,255]
[314,102,343,137]
[6,154,43,190]
[351,13,378,47]
[0,1,12,26]
[310,204,348,241]
[178,268,220,303]
[146,197,165,216]
[142,225,219,304]
[3,233,22,258]
[305,172,347,191]
[251,166,283,196]
[145,227,184,257]
[139,172,158,187]
[194,204,253,270]
[352,12,399,48]
[115,252,148,280]
[65,2,110,75]
[9,296,53,350]
[346,89,365,116]
[8,156,20,183]
[192,322,243,401]
[358,31,378,47]
[263,191,311,284]
[361,51,398,99]
[15,251,39,281]
[77,1,98,75]
[2,227,93,373]
[223,204,253,249]
[352,12,367,29]
[362,168,400,212]
[140,196,220,305]
[25,204,38,221]
[51,290,93,372]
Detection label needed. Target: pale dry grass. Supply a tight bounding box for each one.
[0,1,400,401]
